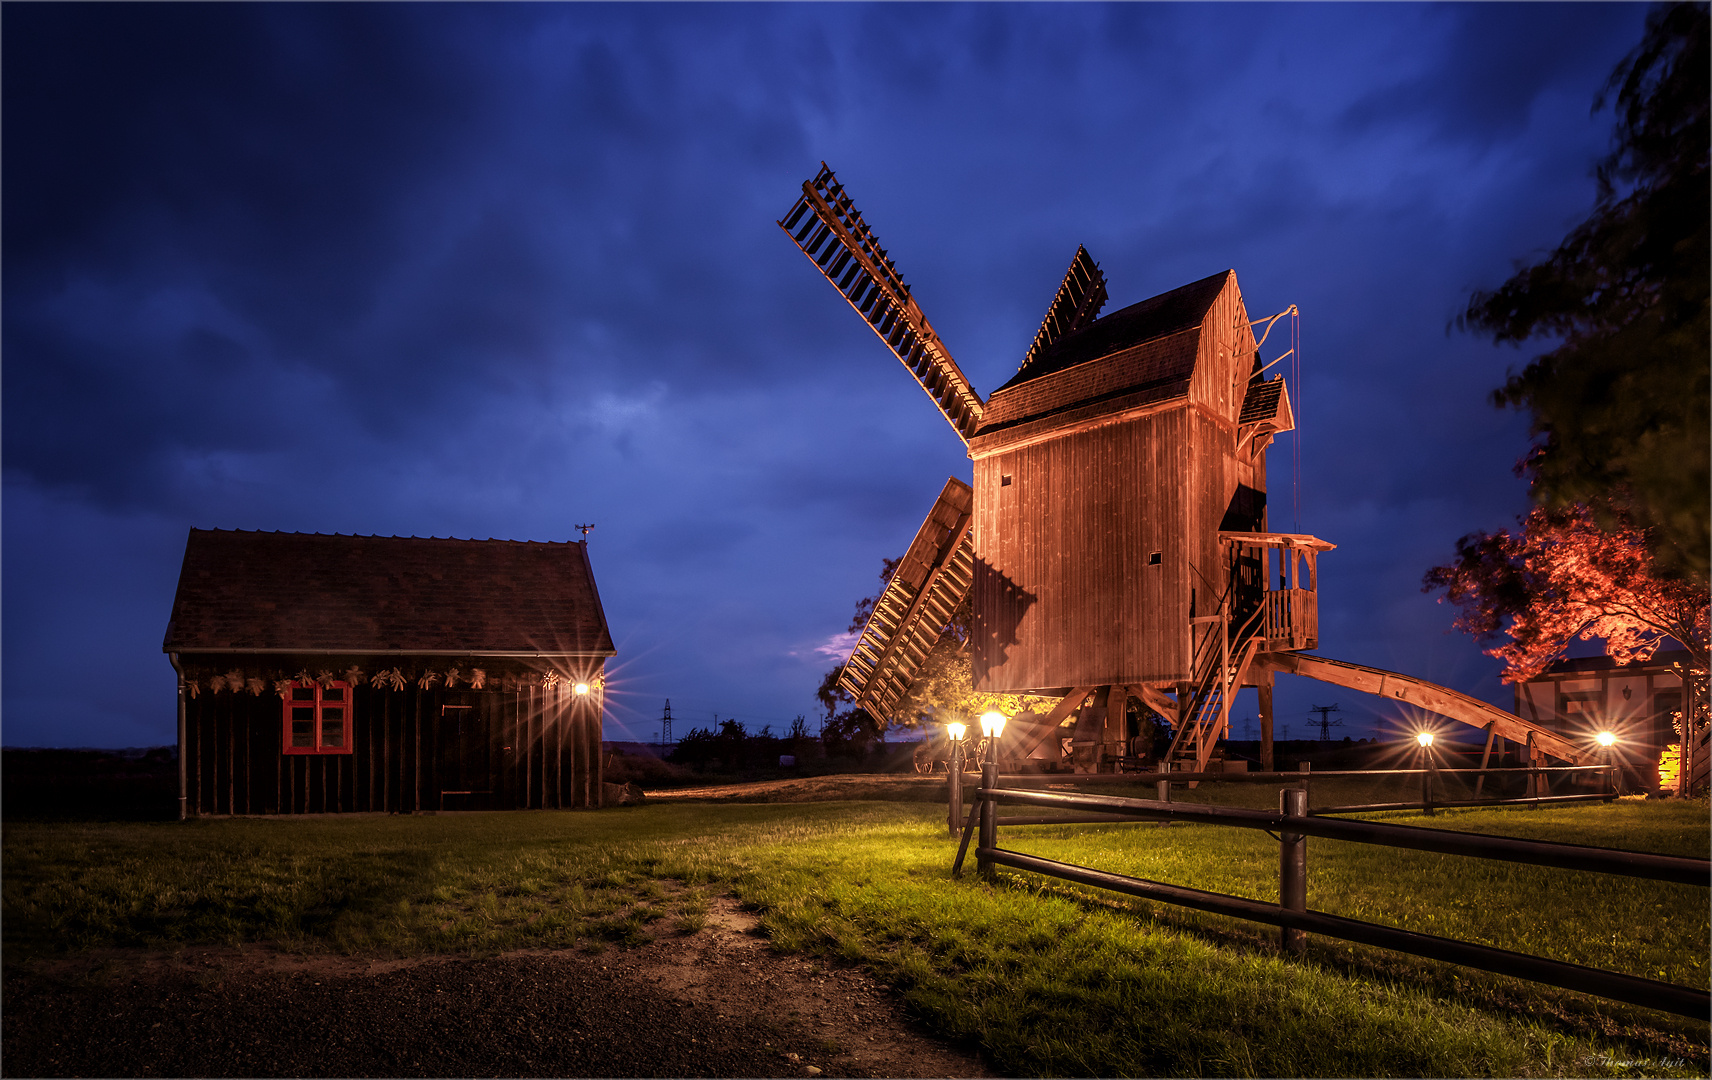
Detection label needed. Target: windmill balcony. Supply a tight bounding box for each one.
[1219,530,1334,654]
[1258,588,1318,652]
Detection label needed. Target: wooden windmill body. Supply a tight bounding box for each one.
[782,165,1596,771]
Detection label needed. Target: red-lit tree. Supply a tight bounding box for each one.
[1424,502,1708,788]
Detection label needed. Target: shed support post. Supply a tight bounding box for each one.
[170,652,188,821]
[1279,786,1307,956]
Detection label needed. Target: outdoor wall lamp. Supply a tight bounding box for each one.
[1595,730,1617,747]
[1415,731,1434,748]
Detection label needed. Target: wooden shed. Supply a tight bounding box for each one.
[968,269,1298,693]
[162,529,615,817]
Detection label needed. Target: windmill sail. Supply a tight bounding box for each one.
[1019,245,1107,372]
[780,165,985,444]
[838,478,975,725]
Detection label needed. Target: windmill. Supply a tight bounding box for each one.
[780,164,1600,773]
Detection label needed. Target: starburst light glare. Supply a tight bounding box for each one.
[946,722,967,741]
[1415,731,1435,748]
[1596,730,1617,747]
[574,682,590,695]
[980,711,1006,739]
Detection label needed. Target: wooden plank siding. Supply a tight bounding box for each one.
[973,404,1192,691]
[971,272,1276,695]
[179,675,605,815]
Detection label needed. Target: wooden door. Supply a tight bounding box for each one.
[439,703,493,810]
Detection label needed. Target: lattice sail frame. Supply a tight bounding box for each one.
[838,478,976,725]
[1019,245,1107,372]
[780,165,986,444]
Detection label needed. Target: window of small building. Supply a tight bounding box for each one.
[282,680,354,755]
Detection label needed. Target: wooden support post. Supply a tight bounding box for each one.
[172,656,189,821]
[1106,686,1129,769]
[1258,676,1275,773]
[1474,722,1497,800]
[1219,609,1231,749]
[977,760,998,879]
[1279,786,1307,956]
[1087,685,1111,773]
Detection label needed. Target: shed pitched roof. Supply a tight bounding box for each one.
[977,270,1231,437]
[163,530,615,656]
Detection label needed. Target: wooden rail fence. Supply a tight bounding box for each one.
[951,766,1710,1019]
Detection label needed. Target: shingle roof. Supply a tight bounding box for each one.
[977,270,1231,437]
[163,530,615,656]
[1239,376,1287,425]
[995,269,1231,394]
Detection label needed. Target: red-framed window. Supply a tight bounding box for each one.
[282,680,354,755]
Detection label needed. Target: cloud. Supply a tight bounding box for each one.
[812,632,860,662]
[1,4,1652,744]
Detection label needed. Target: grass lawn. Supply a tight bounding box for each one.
[3,795,1707,1077]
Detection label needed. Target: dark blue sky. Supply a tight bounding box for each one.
[3,3,1649,748]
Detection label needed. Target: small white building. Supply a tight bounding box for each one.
[1514,650,1689,789]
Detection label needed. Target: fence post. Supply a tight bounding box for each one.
[977,761,998,879]
[1279,786,1307,956]
[1298,760,1311,811]
[948,739,963,837]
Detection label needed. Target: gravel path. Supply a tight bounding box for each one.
[2,899,987,1079]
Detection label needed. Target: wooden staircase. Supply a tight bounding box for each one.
[1162,603,1265,773]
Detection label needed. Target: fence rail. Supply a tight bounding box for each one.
[953,774,1710,1019]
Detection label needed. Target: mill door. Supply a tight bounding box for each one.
[439,702,493,810]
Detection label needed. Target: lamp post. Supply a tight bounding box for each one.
[1416,731,1436,815]
[1596,730,1617,798]
[977,711,1006,877]
[946,721,967,837]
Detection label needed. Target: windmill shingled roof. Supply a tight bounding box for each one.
[163,530,616,656]
[976,271,1231,438]
[994,269,1232,394]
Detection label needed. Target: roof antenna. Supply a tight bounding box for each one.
[575,524,594,540]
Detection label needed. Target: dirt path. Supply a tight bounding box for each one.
[1,898,987,1078]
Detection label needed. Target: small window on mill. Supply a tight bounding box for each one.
[1000,474,1013,487]
[282,681,354,755]
[1148,551,1162,566]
